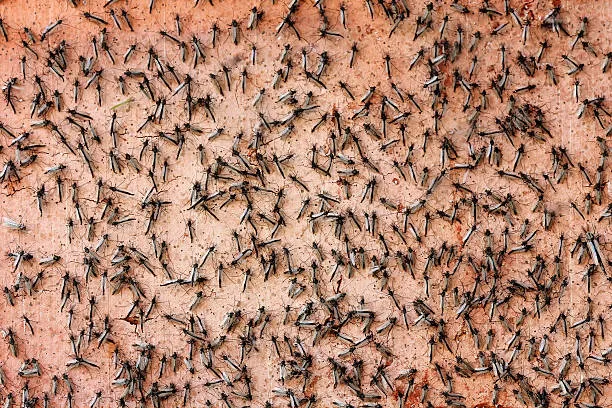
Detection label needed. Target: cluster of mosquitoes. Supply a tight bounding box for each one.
[0,0,612,407]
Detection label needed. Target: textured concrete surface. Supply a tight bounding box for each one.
[0,0,610,407]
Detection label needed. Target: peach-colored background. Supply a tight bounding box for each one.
[0,0,610,407]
